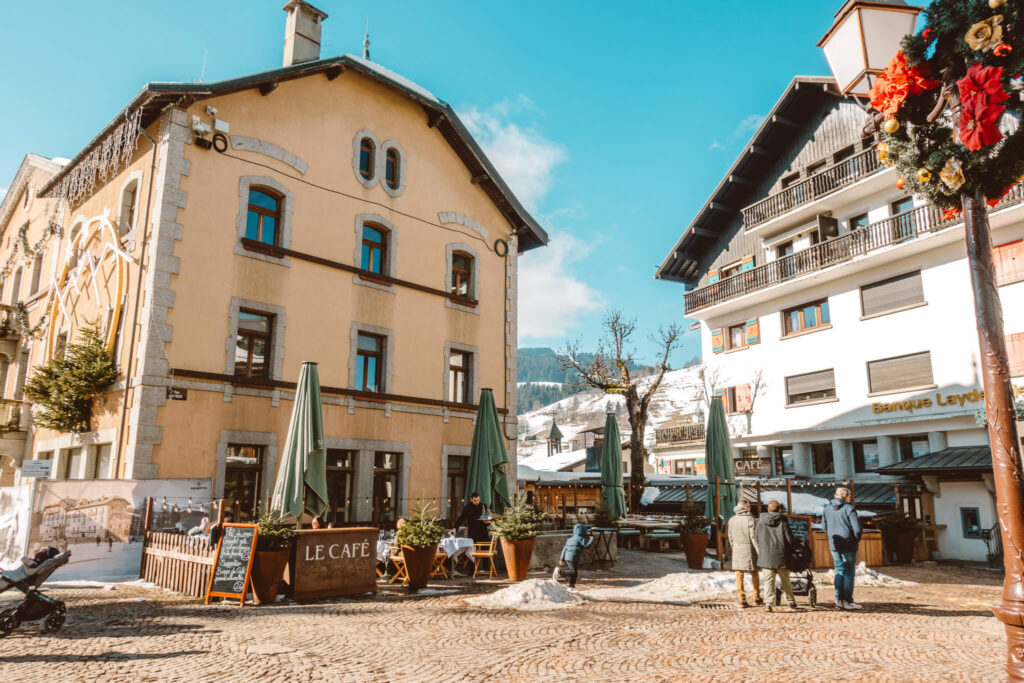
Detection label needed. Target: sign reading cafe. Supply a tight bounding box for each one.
[873,385,1024,415]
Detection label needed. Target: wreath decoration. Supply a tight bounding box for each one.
[871,0,1024,213]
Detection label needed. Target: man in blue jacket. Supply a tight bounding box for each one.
[559,524,594,592]
[821,487,863,610]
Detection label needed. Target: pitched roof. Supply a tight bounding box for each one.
[875,446,992,474]
[36,55,547,252]
[646,480,898,508]
[0,154,64,231]
[654,76,844,283]
[547,421,564,440]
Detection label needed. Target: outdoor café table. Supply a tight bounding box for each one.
[376,540,393,564]
[441,536,474,563]
[589,527,617,562]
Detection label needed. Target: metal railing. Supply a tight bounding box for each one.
[742,146,883,229]
[686,183,1024,314]
[654,423,706,445]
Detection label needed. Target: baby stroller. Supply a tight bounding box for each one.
[774,538,817,608]
[0,547,72,636]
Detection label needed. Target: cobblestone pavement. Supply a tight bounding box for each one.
[0,553,1006,682]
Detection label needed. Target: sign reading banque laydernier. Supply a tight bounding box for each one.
[205,523,258,606]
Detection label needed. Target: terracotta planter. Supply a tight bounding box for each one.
[402,545,437,589]
[683,532,709,570]
[252,550,290,604]
[500,538,535,581]
[883,529,916,564]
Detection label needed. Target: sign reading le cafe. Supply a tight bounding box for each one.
[873,384,1024,415]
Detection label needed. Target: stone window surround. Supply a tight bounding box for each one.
[443,341,480,404]
[325,437,411,521]
[225,297,287,380]
[444,242,481,315]
[352,129,381,189]
[440,444,471,518]
[116,170,144,246]
[352,213,398,292]
[35,428,118,480]
[349,321,395,394]
[379,139,407,198]
[233,176,295,266]
[214,430,278,501]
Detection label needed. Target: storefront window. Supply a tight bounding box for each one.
[447,455,468,522]
[811,443,834,475]
[853,440,880,473]
[224,444,264,522]
[775,446,794,475]
[324,449,354,525]
[373,452,400,526]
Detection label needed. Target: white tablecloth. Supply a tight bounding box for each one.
[376,540,393,564]
[441,537,474,562]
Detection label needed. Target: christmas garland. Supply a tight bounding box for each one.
[871,0,1024,212]
[13,303,47,339]
[0,220,62,286]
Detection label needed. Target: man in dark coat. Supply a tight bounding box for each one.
[821,486,863,610]
[452,492,490,543]
[755,500,798,610]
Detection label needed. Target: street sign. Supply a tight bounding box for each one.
[167,387,188,400]
[22,459,51,479]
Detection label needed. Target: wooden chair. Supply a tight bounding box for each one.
[430,548,450,579]
[473,536,499,579]
[388,546,409,585]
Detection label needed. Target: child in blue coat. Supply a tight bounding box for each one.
[559,523,594,591]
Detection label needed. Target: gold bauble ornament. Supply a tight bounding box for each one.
[990,0,1006,9]
[884,118,900,134]
[917,168,932,183]
[878,150,888,163]
[877,142,888,153]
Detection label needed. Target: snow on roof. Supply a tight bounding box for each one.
[519,447,587,472]
[517,465,606,484]
[344,55,440,104]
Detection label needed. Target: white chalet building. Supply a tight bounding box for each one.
[657,76,1024,563]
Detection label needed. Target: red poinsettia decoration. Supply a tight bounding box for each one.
[943,206,963,220]
[957,62,1009,151]
[987,184,1015,207]
[868,51,940,118]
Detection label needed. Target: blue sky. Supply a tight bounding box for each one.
[0,1,847,366]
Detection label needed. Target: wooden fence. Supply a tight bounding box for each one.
[138,496,224,598]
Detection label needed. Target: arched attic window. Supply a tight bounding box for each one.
[385,148,401,190]
[359,138,375,180]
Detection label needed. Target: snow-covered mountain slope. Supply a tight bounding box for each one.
[517,367,703,464]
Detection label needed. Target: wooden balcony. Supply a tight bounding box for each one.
[686,183,1024,314]
[654,423,705,446]
[742,146,883,230]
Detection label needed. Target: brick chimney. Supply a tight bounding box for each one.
[282,0,328,67]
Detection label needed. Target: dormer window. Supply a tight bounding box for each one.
[359,138,375,180]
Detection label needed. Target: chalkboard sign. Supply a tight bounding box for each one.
[205,523,258,606]
[785,514,813,552]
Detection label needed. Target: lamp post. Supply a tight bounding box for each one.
[820,2,1024,679]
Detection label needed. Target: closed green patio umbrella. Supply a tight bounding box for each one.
[704,396,737,523]
[464,388,511,514]
[599,410,627,520]
[271,361,328,522]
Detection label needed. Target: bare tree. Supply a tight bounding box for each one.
[559,311,682,508]
[686,363,767,435]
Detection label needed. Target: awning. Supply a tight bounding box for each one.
[875,446,992,475]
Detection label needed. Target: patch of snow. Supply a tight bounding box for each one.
[520,447,588,472]
[640,487,660,506]
[517,381,563,388]
[345,55,440,103]
[759,491,875,517]
[516,466,602,483]
[466,579,582,611]
[583,570,738,605]
[413,588,459,596]
[817,562,915,587]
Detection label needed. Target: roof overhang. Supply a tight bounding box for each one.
[654,76,850,285]
[37,55,548,252]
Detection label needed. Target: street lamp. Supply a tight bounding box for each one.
[818,0,923,96]
[820,2,1024,680]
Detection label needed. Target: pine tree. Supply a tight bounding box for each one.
[23,325,121,433]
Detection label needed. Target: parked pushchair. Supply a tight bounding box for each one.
[774,538,817,608]
[0,547,72,636]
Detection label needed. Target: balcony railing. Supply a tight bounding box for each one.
[0,305,19,339]
[0,398,25,432]
[742,146,883,229]
[686,183,1024,314]
[655,423,706,446]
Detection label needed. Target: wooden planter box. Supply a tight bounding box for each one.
[810,529,883,568]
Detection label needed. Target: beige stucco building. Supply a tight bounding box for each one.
[0,1,547,526]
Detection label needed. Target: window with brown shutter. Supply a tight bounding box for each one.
[867,351,933,393]
[785,369,836,405]
[860,271,925,317]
